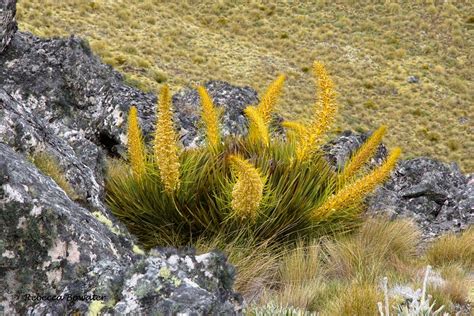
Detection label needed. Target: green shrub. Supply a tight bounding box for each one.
[106,62,400,249]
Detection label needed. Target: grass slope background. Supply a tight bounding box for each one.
[17,0,473,172]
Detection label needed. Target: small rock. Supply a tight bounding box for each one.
[407,76,420,84]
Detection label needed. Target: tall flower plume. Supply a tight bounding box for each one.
[127,106,146,179]
[290,62,337,161]
[340,125,387,181]
[198,86,220,150]
[154,85,180,193]
[281,121,311,160]
[312,147,401,220]
[245,106,270,146]
[229,155,264,221]
[257,74,285,125]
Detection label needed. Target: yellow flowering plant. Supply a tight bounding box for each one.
[106,61,400,248]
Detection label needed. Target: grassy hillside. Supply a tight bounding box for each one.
[17,0,473,171]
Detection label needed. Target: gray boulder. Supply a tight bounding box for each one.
[0,143,242,315]
[0,31,156,158]
[322,131,473,240]
[0,0,16,53]
[367,158,473,240]
[1,2,244,313]
[321,129,388,171]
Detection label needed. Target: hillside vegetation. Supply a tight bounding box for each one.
[17,0,473,171]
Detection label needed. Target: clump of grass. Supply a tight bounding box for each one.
[434,264,470,307]
[323,218,420,283]
[267,241,324,311]
[195,234,280,301]
[425,228,474,270]
[329,282,382,316]
[30,151,79,200]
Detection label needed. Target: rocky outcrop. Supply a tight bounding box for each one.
[0,0,16,53]
[367,158,473,240]
[0,143,242,315]
[1,2,243,314]
[0,31,156,158]
[322,131,473,240]
[322,130,388,171]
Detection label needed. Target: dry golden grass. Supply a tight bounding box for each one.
[323,218,420,283]
[426,228,474,270]
[425,264,471,313]
[251,218,430,314]
[271,241,324,311]
[16,0,474,172]
[30,151,79,200]
[195,235,280,302]
[325,282,382,316]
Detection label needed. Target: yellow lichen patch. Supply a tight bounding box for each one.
[92,211,121,235]
[198,86,221,150]
[88,300,105,316]
[132,245,145,255]
[154,85,181,193]
[312,147,401,220]
[229,155,264,221]
[127,106,146,179]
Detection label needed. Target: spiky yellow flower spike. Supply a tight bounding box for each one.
[281,121,309,140]
[198,86,220,150]
[292,62,337,161]
[340,125,388,181]
[257,74,286,125]
[154,85,180,193]
[245,106,270,146]
[127,106,146,179]
[310,61,337,143]
[281,121,311,159]
[229,155,264,221]
[312,147,401,220]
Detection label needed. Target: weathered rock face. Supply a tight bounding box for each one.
[367,158,473,240]
[0,143,242,315]
[0,0,16,53]
[0,87,108,213]
[172,81,259,148]
[0,31,156,158]
[321,131,473,240]
[321,130,388,171]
